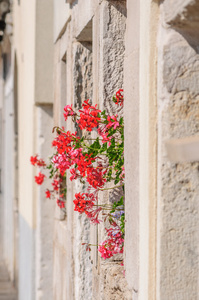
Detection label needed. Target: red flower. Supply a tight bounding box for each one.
[37,158,46,167]
[52,131,79,154]
[35,172,45,185]
[77,100,101,131]
[30,155,46,167]
[63,105,75,121]
[30,155,38,166]
[115,89,124,106]
[73,193,94,214]
[86,166,106,189]
[52,179,60,191]
[45,190,51,198]
[98,227,124,259]
[106,115,119,130]
[57,199,65,208]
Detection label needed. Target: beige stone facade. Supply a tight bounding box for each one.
[0,0,199,299]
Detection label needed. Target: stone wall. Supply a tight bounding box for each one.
[92,1,129,299]
[2,0,199,299]
[157,1,199,299]
[52,0,130,299]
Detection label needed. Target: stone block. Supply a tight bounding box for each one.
[164,0,199,47]
[93,263,132,300]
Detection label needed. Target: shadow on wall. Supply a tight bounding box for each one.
[164,1,199,52]
[109,0,127,18]
[70,0,78,9]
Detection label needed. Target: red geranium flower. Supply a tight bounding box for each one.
[30,155,38,166]
[35,172,45,185]
[45,190,51,198]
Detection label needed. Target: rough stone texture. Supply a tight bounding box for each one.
[72,41,93,300]
[93,263,132,300]
[91,2,129,299]
[97,0,125,225]
[73,205,93,300]
[73,42,93,108]
[98,1,126,115]
[157,16,199,299]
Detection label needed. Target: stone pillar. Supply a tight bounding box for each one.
[35,105,54,300]
[124,0,140,298]
[124,1,159,299]
[53,26,75,300]
[2,72,15,281]
[92,1,130,299]
[72,37,93,300]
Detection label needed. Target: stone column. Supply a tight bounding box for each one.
[71,38,93,300]
[92,1,130,299]
[124,0,140,298]
[35,105,54,300]
[53,25,75,300]
[124,1,159,299]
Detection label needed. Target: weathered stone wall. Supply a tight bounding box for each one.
[72,41,93,300]
[6,0,199,299]
[52,1,130,299]
[92,1,129,299]
[157,1,199,299]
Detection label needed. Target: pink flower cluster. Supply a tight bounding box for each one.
[98,227,124,259]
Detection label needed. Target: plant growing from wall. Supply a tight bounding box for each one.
[30,89,125,260]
